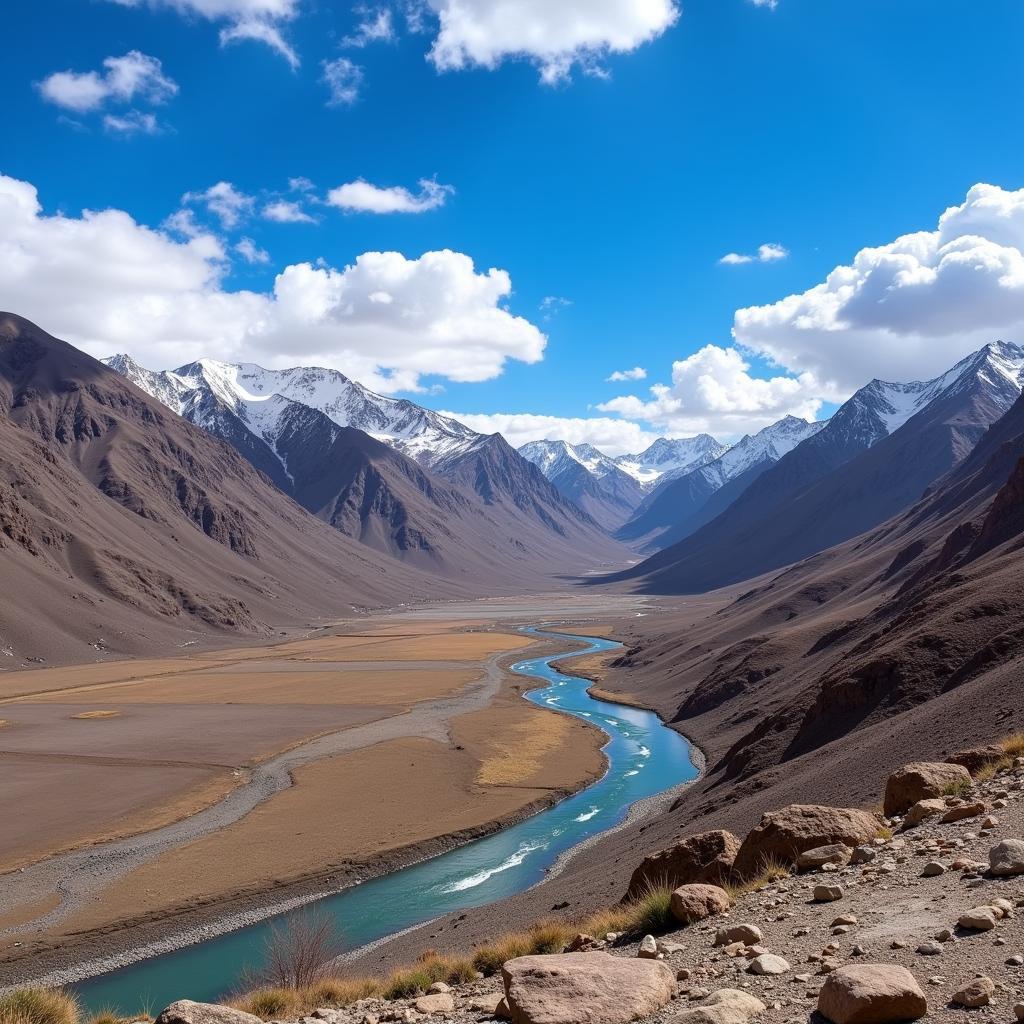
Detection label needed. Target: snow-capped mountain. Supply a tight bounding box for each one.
[616,340,1024,592]
[618,415,826,549]
[613,435,728,488]
[104,354,616,577]
[519,440,646,530]
[103,355,481,470]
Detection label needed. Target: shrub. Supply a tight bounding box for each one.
[258,911,341,990]
[230,988,300,1020]
[0,988,80,1024]
[625,882,676,935]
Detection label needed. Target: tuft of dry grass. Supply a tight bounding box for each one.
[940,776,973,797]
[724,856,791,901]
[70,710,121,720]
[230,988,303,1020]
[1001,731,1024,758]
[0,988,80,1024]
[875,825,894,840]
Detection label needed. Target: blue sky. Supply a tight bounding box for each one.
[5,0,1024,453]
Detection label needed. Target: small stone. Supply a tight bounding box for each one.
[798,845,854,870]
[851,946,866,957]
[952,976,995,1008]
[638,934,660,959]
[915,942,942,956]
[1005,954,1023,966]
[831,916,858,927]
[1014,1002,1024,1022]
[714,924,764,947]
[921,862,945,877]
[958,906,999,930]
[833,926,851,936]
[749,954,791,976]
[426,982,450,994]
[851,846,877,865]
[989,838,1024,877]
[993,897,1014,916]
[935,929,953,942]
[940,802,986,824]
[814,885,844,902]
[412,993,454,1016]
[890,940,908,950]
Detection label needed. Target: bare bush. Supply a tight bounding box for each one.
[257,911,342,990]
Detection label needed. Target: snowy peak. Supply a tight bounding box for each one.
[519,439,620,481]
[103,355,481,467]
[613,434,728,488]
[706,416,826,485]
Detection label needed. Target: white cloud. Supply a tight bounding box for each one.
[719,242,788,266]
[607,366,647,382]
[321,58,364,106]
[103,110,162,135]
[734,183,1024,393]
[342,8,396,47]
[0,173,546,395]
[326,178,453,214]
[235,237,270,263]
[423,0,680,84]
[440,411,659,457]
[38,51,177,114]
[182,181,254,228]
[262,199,316,223]
[599,344,822,436]
[106,0,300,65]
[749,0,778,8]
[540,295,572,320]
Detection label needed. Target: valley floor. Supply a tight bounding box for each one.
[0,593,646,986]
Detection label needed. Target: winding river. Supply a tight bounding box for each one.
[73,628,698,1014]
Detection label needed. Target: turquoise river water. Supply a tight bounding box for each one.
[73,628,697,1014]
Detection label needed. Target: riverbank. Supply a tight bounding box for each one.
[0,626,611,991]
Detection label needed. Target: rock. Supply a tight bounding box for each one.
[814,884,844,902]
[733,806,883,878]
[798,844,854,870]
[413,993,455,1015]
[935,929,953,942]
[1014,1003,1024,1022]
[469,994,506,1016]
[155,1004,262,1024]
[884,763,971,817]
[1006,954,1024,966]
[714,924,764,947]
[626,830,741,898]
[495,997,512,1021]
[832,915,858,927]
[989,838,1024,876]
[915,942,942,956]
[940,802,986,824]
[673,989,767,1024]
[565,933,600,953]
[426,982,450,994]
[951,977,995,1008]
[920,862,945,877]
[851,846,877,865]
[501,952,676,1024]
[748,954,790,976]
[957,906,998,931]
[946,746,1006,775]
[903,800,947,829]
[671,884,731,925]
[817,965,928,1024]
[637,934,660,959]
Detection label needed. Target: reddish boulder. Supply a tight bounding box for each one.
[626,830,740,899]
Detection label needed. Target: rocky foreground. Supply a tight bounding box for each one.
[153,751,1024,1024]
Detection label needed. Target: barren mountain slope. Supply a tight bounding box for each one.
[0,314,460,666]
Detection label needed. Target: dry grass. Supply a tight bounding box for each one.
[69,710,121,720]
[0,988,80,1024]
[875,825,894,840]
[724,857,791,901]
[941,776,973,797]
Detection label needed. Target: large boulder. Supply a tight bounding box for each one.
[817,965,927,1024]
[501,952,676,1024]
[989,838,1024,876]
[670,884,731,925]
[732,806,883,879]
[883,763,970,816]
[626,830,740,899]
[155,1003,262,1024]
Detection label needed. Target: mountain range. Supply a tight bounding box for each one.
[103,354,619,580]
[615,340,1024,593]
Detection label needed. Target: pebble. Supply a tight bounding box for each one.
[916,941,943,956]
[921,862,945,877]
[1006,954,1023,966]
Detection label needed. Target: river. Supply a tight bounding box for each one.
[73,628,697,1014]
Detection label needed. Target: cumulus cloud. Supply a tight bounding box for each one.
[262,199,316,223]
[440,412,659,457]
[37,51,177,116]
[734,183,1024,393]
[422,0,680,84]
[322,58,364,106]
[182,181,254,228]
[607,366,647,382]
[106,0,300,66]
[326,178,453,214]
[0,173,546,394]
[719,242,788,266]
[599,344,822,436]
